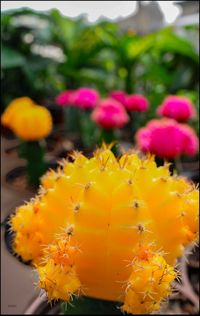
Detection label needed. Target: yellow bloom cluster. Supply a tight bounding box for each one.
[122,251,176,314]
[37,233,81,301]
[1,97,52,140]
[10,146,199,314]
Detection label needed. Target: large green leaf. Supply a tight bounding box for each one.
[1,46,26,68]
[127,34,155,60]
[49,9,87,51]
[155,28,198,62]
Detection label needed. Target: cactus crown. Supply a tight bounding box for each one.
[10,145,199,314]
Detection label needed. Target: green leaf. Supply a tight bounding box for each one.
[127,34,155,60]
[142,62,172,86]
[155,28,198,62]
[49,9,87,51]
[1,46,26,68]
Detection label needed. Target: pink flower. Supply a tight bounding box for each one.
[55,90,74,106]
[180,125,199,156]
[72,88,99,109]
[91,98,129,129]
[157,96,196,122]
[109,90,127,106]
[125,94,149,112]
[136,119,199,159]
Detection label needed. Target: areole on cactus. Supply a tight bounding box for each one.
[10,144,199,314]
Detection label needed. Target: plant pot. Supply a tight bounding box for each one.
[24,295,124,315]
[2,214,32,266]
[24,297,60,315]
[4,161,58,194]
[181,170,199,184]
[1,126,17,140]
[180,160,199,184]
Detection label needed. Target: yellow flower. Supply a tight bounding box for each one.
[11,104,52,141]
[10,146,199,314]
[10,200,47,263]
[1,97,52,141]
[1,97,34,127]
[37,234,81,301]
[122,252,176,314]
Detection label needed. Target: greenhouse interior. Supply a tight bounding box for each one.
[1,1,199,315]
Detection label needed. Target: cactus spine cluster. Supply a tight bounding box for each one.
[10,145,199,314]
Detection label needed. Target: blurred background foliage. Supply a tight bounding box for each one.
[1,7,199,133]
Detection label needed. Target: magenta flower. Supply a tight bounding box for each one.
[91,98,129,129]
[109,90,127,106]
[72,88,99,110]
[180,125,199,156]
[55,90,74,106]
[125,94,149,112]
[136,119,199,159]
[157,96,196,122]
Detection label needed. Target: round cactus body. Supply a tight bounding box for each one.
[1,97,34,127]
[10,146,199,314]
[11,105,52,141]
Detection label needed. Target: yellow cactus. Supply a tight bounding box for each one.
[122,251,176,314]
[10,199,47,262]
[1,97,34,127]
[1,97,52,140]
[11,105,52,141]
[37,233,81,301]
[41,168,62,189]
[10,146,199,314]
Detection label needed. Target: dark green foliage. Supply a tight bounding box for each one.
[98,129,118,156]
[78,110,98,148]
[1,8,199,138]
[18,141,46,187]
[61,297,123,315]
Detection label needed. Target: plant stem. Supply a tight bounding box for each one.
[99,129,118,155]
[64,107,81,134]
[79,110,97,149]
[18,140,46,188]
[125,67,132,94]
[61,296,123,315]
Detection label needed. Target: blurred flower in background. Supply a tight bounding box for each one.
[1,97,53,186]
[125,94,149,112]
[109,90,127,106]
[11,105,52,141]
[56,88,100,109]
[1,97,52,140]
[71,88,100,109]
[157,95,197,122]
[1,97,34,127]
[91,98,129,129]
[55,90,74,106]
[136,118,199,159]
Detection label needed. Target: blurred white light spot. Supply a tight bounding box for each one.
[31,44,66,62]
[24,33,34,44]
[12,15,48,28]
[157,1,181,24]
